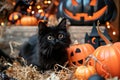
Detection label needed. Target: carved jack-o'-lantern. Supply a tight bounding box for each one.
[67,41,95,66]
[58,0,116,25]
[8,12,22,24]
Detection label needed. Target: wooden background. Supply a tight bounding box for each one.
[0,0,119,54]
[110,0,120,42]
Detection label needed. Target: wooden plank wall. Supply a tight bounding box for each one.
[109,0,120,42]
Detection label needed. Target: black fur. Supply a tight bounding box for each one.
[19,18,71,71]
[0,49,13,63]
[0,49,14,71]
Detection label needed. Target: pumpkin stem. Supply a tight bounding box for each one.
[87,54,112,78]
[54,64,72,73]
[96,21,112,44]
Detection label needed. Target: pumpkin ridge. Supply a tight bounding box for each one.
[67,43,95,66]
[108,47,120,76]
[92,44,120,78]
[83,44,94,56]
[88,66,96,76]
[111,45,120,76]
[85,68,90,79]
[75,65,96,80]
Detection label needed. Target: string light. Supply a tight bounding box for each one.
[106,21,110,29]
[44,0,48,4]
[29,6,32,10]
[38,9,43,13]
[112,31,116,35]
[37,5,41,9]
[1,22,5,26]
[107,25,110,29]
[47,0,51,4]
[31,11,35,14]
[106,21,109,25]
[105,21,118,39]
[44,0,51,5]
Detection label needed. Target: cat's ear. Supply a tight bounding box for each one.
[38,21,47,31]
[58,18,66,28]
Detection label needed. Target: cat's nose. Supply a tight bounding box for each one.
[55,39,59,43]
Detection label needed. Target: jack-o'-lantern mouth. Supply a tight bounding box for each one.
[63,5,108,21]
[72,59,83,65]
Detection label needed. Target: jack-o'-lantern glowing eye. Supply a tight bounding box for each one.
[90,0,97,6]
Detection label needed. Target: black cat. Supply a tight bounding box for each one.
[19,18,71,71]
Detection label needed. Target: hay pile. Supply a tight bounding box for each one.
[0,41,119,80]
[0,41,77,80]
[5,61,78,80]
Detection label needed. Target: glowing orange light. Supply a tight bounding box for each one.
[1,22,4,26]
[14,15,18,20]
[44,1,48,4]
[29,6,32,9]
[106,22,110,29]
[41,13,44,16]
[88,16,92,18]
[31,11,35,14]
[106,22,110,25]
[48,0,51,4]
[37,5,41,9]
[106,21,110,25]
[38,9,43,13]
[107,25,110,29]
[27,9,31,13]
[12,2,16,5]
[113,31,116,35]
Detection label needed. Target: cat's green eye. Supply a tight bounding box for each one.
[47,36,54,40]
[58,34,64,39]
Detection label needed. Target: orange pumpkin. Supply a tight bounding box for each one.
[15,20,21,26]
[74,65,96,80]
[20,16,38,26]
[67,41,95,66]
[88,22,120,78]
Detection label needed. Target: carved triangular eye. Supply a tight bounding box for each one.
[75,48,81,53]
[78,59,83,64]
[72,62,76,65]
[70,52,74,56]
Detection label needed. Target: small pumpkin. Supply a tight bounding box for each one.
[88,22,120,78]
[8,12,22,24]
[67,41,95,66]
[74,65,96,80]
[20,16,38,26]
